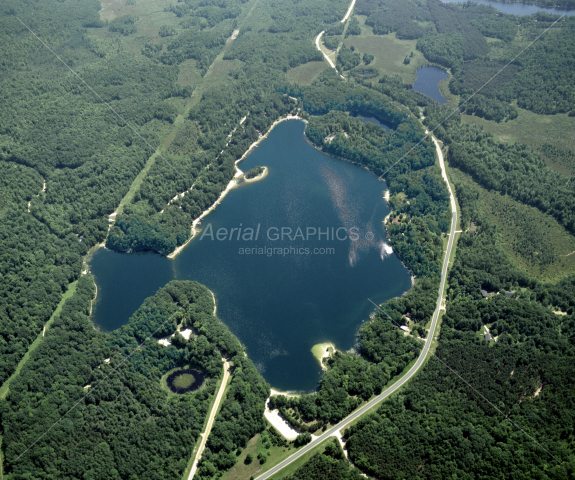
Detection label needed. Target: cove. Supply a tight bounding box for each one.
[412,66,449,104]
[90,120,412,392]
[441,0,575,16]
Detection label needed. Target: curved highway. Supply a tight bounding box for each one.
[255,135,457,479]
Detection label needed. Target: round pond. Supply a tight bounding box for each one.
[166,368,206,394]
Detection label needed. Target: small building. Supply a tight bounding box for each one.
[400,325,409,332]
[481,289,488,298]
[484,333,491,341]
[469,222,477,234]
[505,291,515,298]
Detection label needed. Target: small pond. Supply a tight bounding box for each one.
[166,368,206,394]
[412,66,449,104]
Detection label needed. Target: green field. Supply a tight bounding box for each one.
[462,107,575,176]
[173,373,196,389]
[221,427,301,480]
[343,17,427,84]
[285,61,328,85]
[451,169,575,282]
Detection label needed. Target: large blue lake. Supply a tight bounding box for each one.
[441,0,575,16]
[90,120,412,392]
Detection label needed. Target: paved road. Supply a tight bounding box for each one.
[255,136,457,479]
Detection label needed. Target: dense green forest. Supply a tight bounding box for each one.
[2,0,575,478]
[1,280,269,479]
[356,0,575,121]
[343,186,575,479]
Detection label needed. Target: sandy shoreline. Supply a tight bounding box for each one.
[89,281,98,317]
[210,289,217,316]
[237,166,269,185]
[167,115,305,259]
[311,342,336,371]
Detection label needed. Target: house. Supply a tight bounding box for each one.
[400,326,409,332]
[505,291,515,298]
[481,289,488,298]
[469,222,476,234]
[485,333,491,341]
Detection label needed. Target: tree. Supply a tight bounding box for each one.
[295,432,312,447]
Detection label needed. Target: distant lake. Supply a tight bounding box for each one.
[349,113,392,132]
[90,120,412,392]
[441,0,575,16]
[412,66,449,104]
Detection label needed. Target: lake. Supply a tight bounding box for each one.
[441,0,575,16]
[90,120,412,392]
[412,66,449,104]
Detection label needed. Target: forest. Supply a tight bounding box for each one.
[2,0,575,478]
[343,183,575,480]
[356,0,575,121]
[1,280,269,480]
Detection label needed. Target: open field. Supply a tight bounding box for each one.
[462,107,575,176]
[286,61,327,85]
[451,169,575,282]
[267,438,337,480]
[343,17,427,84]
[221,428,301,480]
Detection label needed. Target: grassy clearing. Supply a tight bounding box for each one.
[344,20,427,83]
[461,107,575,176]
[0,280,79,401]
[221,429,301,480]
[451,168,575,282]
[285,61,328,85]
[267,437,337,480]
[96,0,189,56]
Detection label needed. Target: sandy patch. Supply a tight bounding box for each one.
[264,407,300,440]
[311,342,336,371]
[180,328,194,340]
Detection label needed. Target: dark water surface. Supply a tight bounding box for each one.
[441,0,575,16]
[166,369,206,394]
[350,113,392,132]
[90,120,411,392]
[412,66,449,104]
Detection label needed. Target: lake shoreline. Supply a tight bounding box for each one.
[304,130,419,296]
[167,116,305,260]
